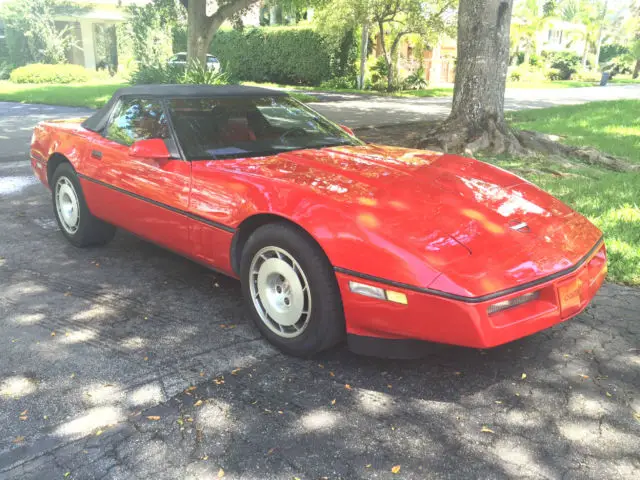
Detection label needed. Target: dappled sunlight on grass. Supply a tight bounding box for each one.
[509,100,640,162]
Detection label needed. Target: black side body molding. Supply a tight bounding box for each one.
[76,173,236,233]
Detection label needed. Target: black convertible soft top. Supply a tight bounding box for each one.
[81,84,287,133]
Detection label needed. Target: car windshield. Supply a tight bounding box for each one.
[167,96,364,160]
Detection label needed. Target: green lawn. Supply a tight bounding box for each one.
[491,100,640,285]
[0,81,125,108]
[509,100,640,163]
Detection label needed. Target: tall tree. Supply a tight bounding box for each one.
[179,0,261,64]
[420,0,521,154]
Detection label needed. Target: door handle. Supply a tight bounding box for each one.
[91,150,103,160]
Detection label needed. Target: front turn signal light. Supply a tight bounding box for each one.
[488,291,539,315]
[349,281,408,305]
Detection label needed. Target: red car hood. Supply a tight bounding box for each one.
[215,145,602,297]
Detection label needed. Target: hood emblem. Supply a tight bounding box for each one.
[509,220,530,233]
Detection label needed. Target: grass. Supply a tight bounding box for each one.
[508,100,640,163]
[489,99,640,285]
[0,80,125,108]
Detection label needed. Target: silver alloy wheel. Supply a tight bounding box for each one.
[55,176,80,235]
[249,246,312,338]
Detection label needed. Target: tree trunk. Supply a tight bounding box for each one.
[418,0,522,155]
[377,21,393,90]
[633,59,640,79]
[357,22,369,89]
[582,36,589,68]
[187,0,212,64]
[185,0,258,65]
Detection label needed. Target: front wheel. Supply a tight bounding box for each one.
[240,223,345,357]
[51,163,116,247]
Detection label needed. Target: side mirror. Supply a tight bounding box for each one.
[128,138,170,160]
[339,124,355,137]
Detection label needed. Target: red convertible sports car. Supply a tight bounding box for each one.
[30,85,607,358]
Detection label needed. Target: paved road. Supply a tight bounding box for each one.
[306,84,640,127]
[0,103,639,479]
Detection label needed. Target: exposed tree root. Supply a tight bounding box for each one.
[416,120,639,173]
[514,130,639,172]
[416,117,526,156]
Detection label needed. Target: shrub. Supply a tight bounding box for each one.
[182,61,230,85]
[0,61,15,80]
[572,69,601,82]
[403,66,429,90]
[370,56,389,86]
[210,27,337,85]
[508,64,548,83]
[544,51,581,80]
[169,27,355,86]
[320,76,356,89]
[603,55,634,76]
[545,68,562,81]
[599,44,629,64]
[9,63,92,84]
[129,63,183,84]
[130,61,231,86]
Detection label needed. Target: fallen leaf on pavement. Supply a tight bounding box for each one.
[64,473,70,478]
[13,436,25,444]
[95,429,103,436]
[194,400,203,407]
[495,400,503,404]
[231,369,241,375]
[218,468,225,478]
[521,373,527,380]
[267,448,276,455]
[199,371,205,377]
[147,416,161,421]
[606,392,612,397]
[20,409,28,416]
[580,375,589,379]
[365,464,371,468]
[345,384,352,390]
[481,426,495,433]
[391,465,401,474]
[51,331,56,336]
[331,399,336,405]
[201,455,208,460]
[329,371,335,377]
[19,415,28,421]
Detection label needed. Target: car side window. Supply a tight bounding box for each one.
[104,98,168,146]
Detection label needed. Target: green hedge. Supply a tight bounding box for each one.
[174,27,356,86]
[10,63,92,84]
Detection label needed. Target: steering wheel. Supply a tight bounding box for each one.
[279,127,308,144]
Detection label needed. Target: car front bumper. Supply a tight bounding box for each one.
[336,241,607,357]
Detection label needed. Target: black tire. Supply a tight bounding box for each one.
[240,223,345,357]
[51,163,116,247]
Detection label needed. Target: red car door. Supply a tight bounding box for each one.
[80,97,192,257]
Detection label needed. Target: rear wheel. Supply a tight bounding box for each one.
[240,223,345,357]
[51,163,116,247]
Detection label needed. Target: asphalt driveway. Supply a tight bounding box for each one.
[0,103,639,479]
